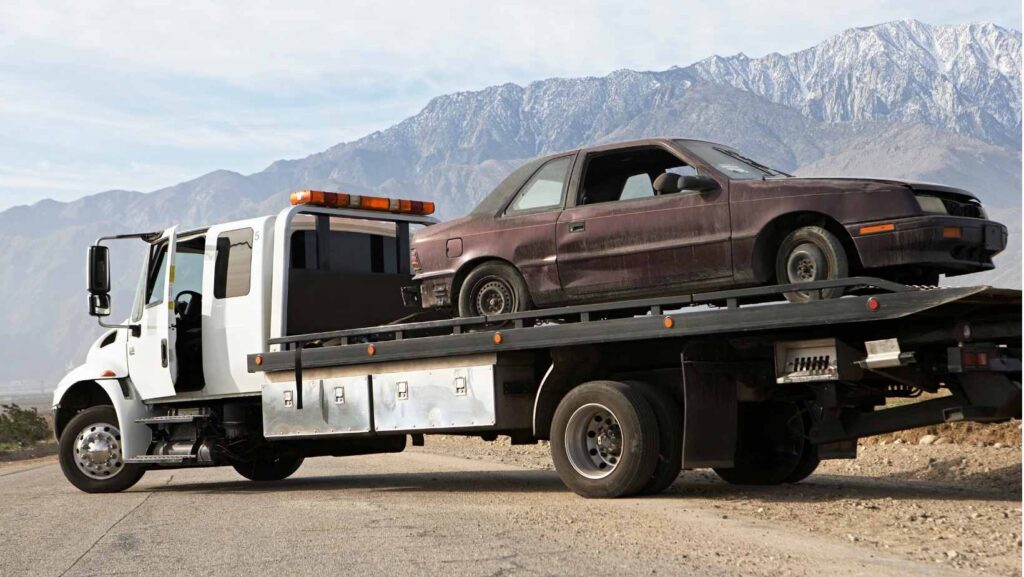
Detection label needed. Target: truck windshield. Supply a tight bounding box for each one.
[677,140,790,180]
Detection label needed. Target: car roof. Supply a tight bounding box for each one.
[470,137,726,216]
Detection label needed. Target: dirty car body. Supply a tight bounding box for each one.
[411,137,1007,311]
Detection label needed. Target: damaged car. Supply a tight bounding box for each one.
[410,138,1007,316]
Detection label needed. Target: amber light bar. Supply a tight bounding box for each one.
[290,190,435,216]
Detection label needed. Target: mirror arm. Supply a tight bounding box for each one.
[97,318,141,337]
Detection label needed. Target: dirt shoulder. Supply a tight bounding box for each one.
[412,434,1022,576]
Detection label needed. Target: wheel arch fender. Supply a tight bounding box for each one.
[451,256,523,304]
[751,211,861,282]
[53,368,152,459]
[532,347,605,439]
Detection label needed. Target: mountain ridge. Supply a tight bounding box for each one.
[0,19,1020,388]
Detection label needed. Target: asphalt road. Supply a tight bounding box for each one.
[0,452,980,577]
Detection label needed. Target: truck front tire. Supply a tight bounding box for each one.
[58,406,145,493]
[232,454,305,482]
[550,380,661,498]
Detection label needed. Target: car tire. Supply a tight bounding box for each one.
[625,381,683,496]
[776,226,849,303]
[550,381,661,498]
[232,454,305,482]
[58,405,145,493]
[457,261,533,317]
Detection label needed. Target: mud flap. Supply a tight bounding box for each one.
[681,353,737,469]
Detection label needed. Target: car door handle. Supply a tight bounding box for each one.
[568,221,586,233]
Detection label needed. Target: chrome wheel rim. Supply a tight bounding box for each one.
[564,403,623,480]
[74,422,124,480]
[786,243,826,283]
[475,278,514,315]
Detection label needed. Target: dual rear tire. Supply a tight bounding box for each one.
[550,380,682,498]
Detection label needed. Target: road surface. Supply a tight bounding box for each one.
[0,450,1012,576]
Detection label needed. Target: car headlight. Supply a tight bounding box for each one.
[915,195,948,215]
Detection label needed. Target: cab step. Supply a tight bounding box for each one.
[135,413,209,425]
[124,454,193,464]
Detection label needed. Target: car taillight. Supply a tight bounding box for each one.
[410,248,422,273]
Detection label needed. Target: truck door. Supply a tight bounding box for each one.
[127,226,178,400]
[201,217,271,396]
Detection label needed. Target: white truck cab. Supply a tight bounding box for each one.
[54,193,436,492]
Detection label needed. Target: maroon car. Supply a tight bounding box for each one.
[411,138,1007,316]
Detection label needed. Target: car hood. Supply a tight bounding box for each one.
[772,177,979,201]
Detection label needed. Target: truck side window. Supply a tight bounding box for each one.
[214,228,254,299]
[144,244,168,306]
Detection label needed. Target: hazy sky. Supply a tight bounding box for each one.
[0,0,1019,211]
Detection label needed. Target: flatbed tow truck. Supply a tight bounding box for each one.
[54,192,1021,497]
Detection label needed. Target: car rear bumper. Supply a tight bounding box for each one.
[848,216,1007,275]
[416,273,454,308]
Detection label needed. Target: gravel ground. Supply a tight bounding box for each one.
[412,435,1023,576]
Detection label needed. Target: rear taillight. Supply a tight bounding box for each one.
[410,248,422,274]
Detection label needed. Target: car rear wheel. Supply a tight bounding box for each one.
[457,261,533,317]
[776,226,849,302]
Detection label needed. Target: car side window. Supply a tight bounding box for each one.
[506,156,572,215]
[580,147,698,206]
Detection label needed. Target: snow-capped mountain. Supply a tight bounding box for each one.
[686,20,1021,148]
[0,19,1020,389]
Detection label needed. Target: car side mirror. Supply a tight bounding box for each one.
[681,175,720,194]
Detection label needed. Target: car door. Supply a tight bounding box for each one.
[127,226,178,400]
[556,147,732,297]
[488,154,576,303]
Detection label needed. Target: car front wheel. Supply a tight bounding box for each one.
[776,226,849,302]
[457,261,533,317]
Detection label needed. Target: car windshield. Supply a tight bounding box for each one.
[676,140,790,180]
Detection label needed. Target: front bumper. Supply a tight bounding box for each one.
[848,216,1007,275]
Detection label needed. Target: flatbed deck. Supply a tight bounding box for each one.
[249,277,1022,373]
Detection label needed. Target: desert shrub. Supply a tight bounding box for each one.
[0,404,50,447]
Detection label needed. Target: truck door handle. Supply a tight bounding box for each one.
[160,339,168,368]
[568,221,586,233]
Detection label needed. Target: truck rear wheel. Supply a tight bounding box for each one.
[626,381,683,495]
[232,454,305,482]
[713,401,810,486]
[550,380,660,498]
[58,406,145,493]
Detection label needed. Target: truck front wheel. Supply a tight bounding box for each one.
[550,380,661,498]
[58,406,145,493]
[232,454,305,482]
